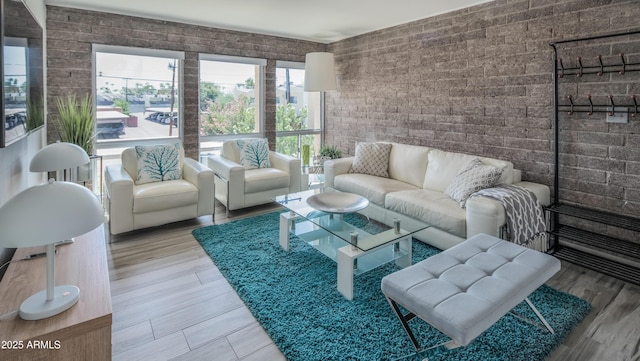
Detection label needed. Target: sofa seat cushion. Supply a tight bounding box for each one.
[385,189,466,238]
[133,179,198,213]
[245,168,290,193]
[334,174,418,206]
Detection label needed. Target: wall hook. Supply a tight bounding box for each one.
[608,95,615,116]
[558,58,565,78]
[619,53,626,75]
[567,95,574,115]
[632,95,638,118]
[597,55,604,76]
[576,57,583,77]
[587,95,594,115]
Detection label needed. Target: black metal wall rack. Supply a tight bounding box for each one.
[549,30,640,285]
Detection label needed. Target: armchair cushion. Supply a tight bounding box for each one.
[237,138,271,169]
[244,168,290,193]
[132,179,199,213]
[134,143,183,184]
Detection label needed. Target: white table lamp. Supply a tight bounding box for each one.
[304,52,337,92]
[30,141,90,181]
[0,180,104,320]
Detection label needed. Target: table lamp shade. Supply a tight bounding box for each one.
[0,180,104,248]
[304,52,337,92]
[30,142,90,172]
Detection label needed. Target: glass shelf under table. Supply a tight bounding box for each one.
[292,218,410,276]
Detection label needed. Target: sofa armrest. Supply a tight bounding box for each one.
[324,157,354,188]
[514,181,551,206]
[465,197,507,239]
[104,164,135,235]
[183,158,215,215]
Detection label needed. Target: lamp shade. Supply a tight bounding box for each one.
[30,142,90,172]
[304,52,337,92]
[0,180,104,248]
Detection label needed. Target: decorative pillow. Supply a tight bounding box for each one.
[135,143,183,185]
[237,138,270,169]
[349,142,392,178]
[444,158,503,207]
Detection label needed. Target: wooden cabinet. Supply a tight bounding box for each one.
[0,226,112,361]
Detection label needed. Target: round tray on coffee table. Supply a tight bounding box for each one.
[306,192,369,214]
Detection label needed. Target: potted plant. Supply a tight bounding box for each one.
[52,94,96,182]
[318,144,342,161]
[53,94,95,155]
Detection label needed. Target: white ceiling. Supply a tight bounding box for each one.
[45,0,493,43]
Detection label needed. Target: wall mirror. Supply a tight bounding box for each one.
[1,0,44,148]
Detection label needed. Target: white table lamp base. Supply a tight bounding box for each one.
[19,285,80,320]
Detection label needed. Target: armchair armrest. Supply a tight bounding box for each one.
[207,154,246,210]
[270,151,302,191]
[104,164,135,235]
[207,154,245,182]
[324,157,354,188]
[183,158,215,215]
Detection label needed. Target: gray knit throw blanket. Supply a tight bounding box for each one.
[470,184,548,249]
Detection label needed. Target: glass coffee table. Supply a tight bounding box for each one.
[273,187,430,300]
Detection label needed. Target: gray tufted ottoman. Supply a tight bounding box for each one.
[381,233,560,352]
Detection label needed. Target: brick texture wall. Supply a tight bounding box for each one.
[46,6,324,158]
[326,0,640,217]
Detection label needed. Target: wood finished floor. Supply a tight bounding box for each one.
[107,203,640,361]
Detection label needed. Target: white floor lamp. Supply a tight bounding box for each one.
[0,180,104,320]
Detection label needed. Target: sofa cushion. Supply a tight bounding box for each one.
[444,158,503,207]
[237,138,271,169]
[385,189,466,238]
[423,149,513,192]
[133,179,198,213]
[334,174,418,207]
[349,142,392,178]
[244,168,290,193]
[134,143,183,185]
[386,143,430,188]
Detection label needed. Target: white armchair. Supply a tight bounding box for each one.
[105,146,215,235]
[208,139,301,215]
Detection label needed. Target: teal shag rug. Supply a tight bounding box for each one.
[192,212,591,361]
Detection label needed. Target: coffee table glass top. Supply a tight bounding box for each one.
[273,187,430,252]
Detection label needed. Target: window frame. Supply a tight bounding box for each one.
[92,44,185,150]
[198,54,267,145]
[274,60,324,158]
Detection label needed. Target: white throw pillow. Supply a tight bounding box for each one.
[237,138,271,169]
[349,142,392,178]
[444,158,503,207]
[135,143,182,185]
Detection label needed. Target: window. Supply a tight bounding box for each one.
[93,45,184,149]
[199,55,265,154]
[275,61,322,162]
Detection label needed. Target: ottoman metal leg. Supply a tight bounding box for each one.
[385,296,460,353]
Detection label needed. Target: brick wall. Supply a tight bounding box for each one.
[46,6,324,158]
[326,0,640,217]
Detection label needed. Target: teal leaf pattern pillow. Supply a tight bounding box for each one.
[237,138,270,169]
[135,143,182,184]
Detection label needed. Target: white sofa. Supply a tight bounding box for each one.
[324,142,550,250]
[207,139,302,214]
[105,147,215,235]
